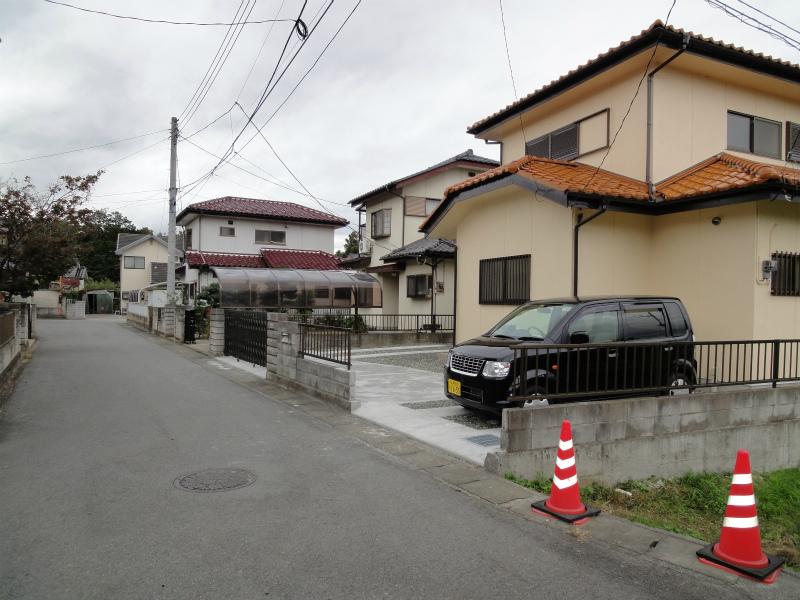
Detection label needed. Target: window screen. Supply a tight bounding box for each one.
[664,302,688,337]
[124,256,145,269]
[787,122,800,162]
[525,135,549,158]
[255,229,286,244]
[479,255,530,305]
[622,306,667,340]
[727,112,750,152]
[219,226,235,237]
[754,118,781,158]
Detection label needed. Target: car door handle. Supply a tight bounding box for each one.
[664,346,673,352]
[607,350,618,358]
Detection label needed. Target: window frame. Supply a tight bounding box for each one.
[726,110,782,159]
[406,274,432,298]
[525,123,579,160]
[123,255,145,269]
[771,251,800,296]
[255,229,286,245]
[787,121,800,163]
[478,254,531,305]
[371,209,391,239]
[185,228,192,250]
[219,226,236,237]
[620,304,669,341]
[566,305,621,344]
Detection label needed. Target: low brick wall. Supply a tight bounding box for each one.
[266,313,357,410]
[486,386,800,485]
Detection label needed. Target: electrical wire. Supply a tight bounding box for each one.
[580,0,677,195]
[0,128,167,165]
[733,0,800,38]
[703,0,800,51]
[234,0,289,103]
[42,0,297,27]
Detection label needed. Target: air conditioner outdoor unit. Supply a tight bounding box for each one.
[358,240,372,255]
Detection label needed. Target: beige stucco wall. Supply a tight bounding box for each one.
[119,238,169,300]
[396,259,455,316]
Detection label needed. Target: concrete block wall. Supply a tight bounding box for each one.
[65,301,85,320]
[0,309,22,382]
[266,312,357,411]
[209,308,225,355]
[486,386,800,485]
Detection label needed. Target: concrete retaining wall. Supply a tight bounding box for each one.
[266,313,357,410]
[352,331,452,348]
[209,309,224,355]
[486,386,800,485]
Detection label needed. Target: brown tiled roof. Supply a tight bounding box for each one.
[260,248,339,270]
[442,155,649,201]
[658,153,800,201]
[468,21,800,135]
[177,197,348,227]
[185,251,266,268]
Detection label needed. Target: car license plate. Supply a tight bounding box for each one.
[447,378,461,396]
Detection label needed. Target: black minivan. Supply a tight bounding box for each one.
[444,296,696,414]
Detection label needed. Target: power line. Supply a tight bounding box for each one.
[234,0,289,104]
[734,0,800,38]
[703,0,800,51]
[42,0,297,27]
[580,0,677,195]
[497,0,529,150]
[0,128,167,165]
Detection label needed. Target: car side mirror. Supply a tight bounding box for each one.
[569,331,590,344]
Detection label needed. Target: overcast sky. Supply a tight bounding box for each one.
[2,0,799,251]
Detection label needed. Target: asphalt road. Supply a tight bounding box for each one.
[0,318,786,599]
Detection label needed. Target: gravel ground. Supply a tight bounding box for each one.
[355,351,449,373]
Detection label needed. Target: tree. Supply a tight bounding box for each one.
[0,173,101,297]
[78,209,149,283]
[336,230,359,258]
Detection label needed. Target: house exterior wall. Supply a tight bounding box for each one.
[396,260,455,316]
[119,239,169,310]
[183,214,335,254]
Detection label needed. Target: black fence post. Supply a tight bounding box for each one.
[772,340,780,388]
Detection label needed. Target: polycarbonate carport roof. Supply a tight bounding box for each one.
[211,268,382,309]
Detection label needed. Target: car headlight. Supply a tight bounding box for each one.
[482,361,511,379]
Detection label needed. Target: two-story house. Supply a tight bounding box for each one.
[116,233,184,312]
[422,21,800,343]
[347,150,498,316]
[176,196,348,299]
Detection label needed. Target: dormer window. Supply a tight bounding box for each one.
[727,111,781,159]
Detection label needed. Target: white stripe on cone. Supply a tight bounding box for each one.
[558,439,573,451]
[722,516,759,528]
[555,456,576,469]
[731,473,753,485]
[727,494,756,507]
[553,474,578,490]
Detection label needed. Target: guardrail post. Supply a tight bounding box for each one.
[772,340,780,388]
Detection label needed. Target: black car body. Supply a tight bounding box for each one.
[444,296,695,414]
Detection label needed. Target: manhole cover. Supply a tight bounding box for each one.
[174,468,256,493]
[466,434,501,447]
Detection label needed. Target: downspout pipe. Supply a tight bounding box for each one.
[572,204,607,297]
[646,33,691,200]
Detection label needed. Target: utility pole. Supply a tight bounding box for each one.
[166,116,178,305]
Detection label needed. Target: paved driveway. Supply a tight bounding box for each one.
[1,319,794,599]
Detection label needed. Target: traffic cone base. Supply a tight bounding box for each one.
[531,499,600,524]
[696,545,784,584]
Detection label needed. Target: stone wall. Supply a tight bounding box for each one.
[486,386,800,485]
[266,313,357,410]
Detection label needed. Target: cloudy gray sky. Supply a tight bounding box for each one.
[2,0,799,250]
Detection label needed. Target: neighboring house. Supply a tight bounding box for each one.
[115,233,184,311]
[422,21,800,343]
[176,196,348,300]
[348,150,498,315]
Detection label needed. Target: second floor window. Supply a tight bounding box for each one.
[371,209,391,238]
[788,122,800,163]
[255,229,286,244]
[526,123,579,160]
[727,111,781,159]
[219,226,235,237]
[185,229,192,249]
[123,256,145,269]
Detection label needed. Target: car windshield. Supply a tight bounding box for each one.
[488,303,575,340]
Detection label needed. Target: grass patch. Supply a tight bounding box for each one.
[506,468,800,569]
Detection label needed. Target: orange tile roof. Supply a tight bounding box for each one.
[468,21,800,135]
[443,155,649,201]
[658,153,800,201]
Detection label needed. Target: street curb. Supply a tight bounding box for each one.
[139,327,799,592]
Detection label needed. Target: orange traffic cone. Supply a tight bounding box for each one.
[696,449,784,583]
[531,420,599,524]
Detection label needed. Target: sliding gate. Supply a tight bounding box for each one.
[224,310,269,366]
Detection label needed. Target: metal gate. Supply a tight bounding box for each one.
[224,310,269,366]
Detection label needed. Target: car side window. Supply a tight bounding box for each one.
[664,302,688,337]
[567,308,620,343]
[622,305,667,340]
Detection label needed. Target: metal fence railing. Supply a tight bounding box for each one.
[299,323,351,369]
[0,312,15,346]
[288,312,454,333]
[224,310,269,366]
[509,339,800,401]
